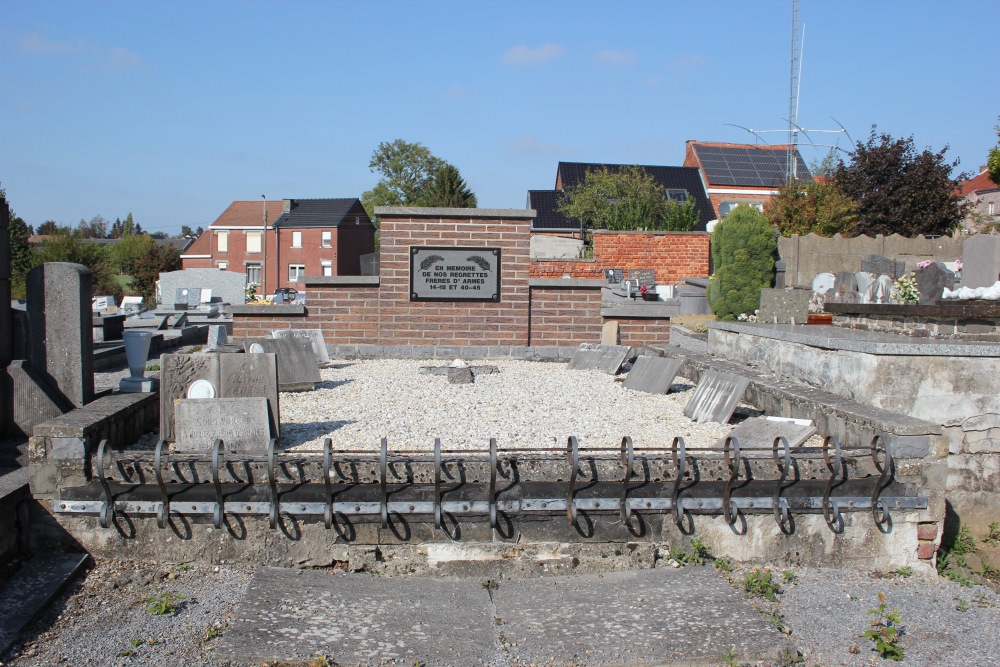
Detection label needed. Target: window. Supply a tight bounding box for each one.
[289,264,306,282]
[217,231,228,252]
[321,231,332,247]
[246,263,261,286]
[718,201,764,217]
[666,189,689,202]
[321,260,333,277]
[292,231,302,248]
[246,231,262,253]
[216,261,228,270]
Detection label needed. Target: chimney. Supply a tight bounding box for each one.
[283,199,293,213]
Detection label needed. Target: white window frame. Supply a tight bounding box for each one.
[216,261,228,270]
[666,189,689,203]
[246,263,261,285]
[321,260,333,277]
[246,230,262,253]
[321,231,332,248]
[292,231,302,248]
[217,230,228,252]
[289,264,306,283]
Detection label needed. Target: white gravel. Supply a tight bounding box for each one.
[277,359,752,452]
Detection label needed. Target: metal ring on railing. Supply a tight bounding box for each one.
[434,438,442,530]
[822,435,845,533]
[154,439,170,529]
[771,436,792,530]
[323,438,333,530]
[379,437,388,528]
[722,435,744,533]
[97,439,114,529]
[619,436,634,524]
[489,438,498,529]
[267,438,279,529]
[212,439,224,529]
[871,434,894,532]
[670,436,688,529]
[566,436,579,525]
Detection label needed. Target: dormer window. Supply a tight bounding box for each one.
[666,189,689,202]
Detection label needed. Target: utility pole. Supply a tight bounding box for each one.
[261,194,268,296]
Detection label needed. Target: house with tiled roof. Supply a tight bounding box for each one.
[181,198,375,295]
[956,168,1000,233]
[525,190,578,234]
[684,140,811,218]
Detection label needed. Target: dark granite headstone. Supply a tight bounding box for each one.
[272,329,331,366]
[962,234,1000,289]
[604,268,624,284]
[682,370,749,424]
[861,255,906,281]
[567,343,633,375]
[622,356,683,395]
[26,262,94,408]
[831,271,859,304]
[159,352,280,442]
[914,262,955,305]
[629,269,656,286]
[174,397,271,452]
[243,338,320,391]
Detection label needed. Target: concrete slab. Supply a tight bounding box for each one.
[717,416,817,450]
[0,553,88,655]
[622,356,683,395]
[683,370,750,424]
[215,568,495,665]
[568,343,633,375]
[495,568,790,666]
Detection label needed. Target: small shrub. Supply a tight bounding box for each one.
[714,557,733,573]
[689,538,710,566]
[982,522,1000,546]
[953,525,978,556]
[707,205,776,321]
[955,596,969,612]
[142,591,185,615]
[742,568,781,601]
[864,591,904,661]
[720,645,739,667]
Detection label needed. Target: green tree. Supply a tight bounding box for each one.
[180,225,193,237]
[1,183,36,299]
[809,148,840,179]
[988,115,1000,185]
[419,164,478,208]
[75,215,109,239]
[558,166,697,231]
[706,205,776,321]
[361,139,449,216]
[764,179,858,237]
[107,232,156,276]
[131,243,181,305]
[37,220,67,235]
[32,235,122,301]
[833,127,968,237]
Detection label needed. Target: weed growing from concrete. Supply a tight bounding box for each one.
[864,591,904,661]
[743,568,781,601]
[689,538,710,565]
[983,522,1000,546]
[781,569,796,584]
[955,596,969,612]
[307,654,330,667]
[142,591,185,615]
[975,591,993,608]
[713,557,733,573]
[719,644,739,667]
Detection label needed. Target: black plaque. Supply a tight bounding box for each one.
[410,246,501,302]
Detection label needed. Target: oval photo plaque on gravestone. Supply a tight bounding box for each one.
[187,379,216,399]
[410,246,501,302]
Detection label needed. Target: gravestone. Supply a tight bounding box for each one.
[629,269,656,286]
[717,417,816,450]
[856,272,876,304]
[26,262,94,408]
[159,352,280,442]
[962,234,1000,289]
[207,325,229,349]
[861,255,906,281]
[604,268,624,284]
[831,271,859,304]
[601,321,619,345]
[243,338,320,391]
[272,329,331,366]
[622,356,683,395]
[121,296,144,312]
[914,262,955,305]
[4,360,71,437]
[874,274,895,304]
[174,397,271,452]
[186,288,202,308]
[158,268,246,306]
[0,197,10,437]
[682,370,750,424]
[567,343,633,375]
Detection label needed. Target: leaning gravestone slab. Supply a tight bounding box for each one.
[861,255,906,281]
[622,356,683,395]
[716,417,816,450]
[243,338,320,391]
[567,343,633,375]
[160,352,280,442]
[174,397,271,452]
[272,329,331,366]
[962,234,1000,289]
[914,262,955,305]
[682,370,750,424]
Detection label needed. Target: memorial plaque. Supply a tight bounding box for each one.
[682,370,750,424]
[604,268,624,284]
[242,338,320,391]
[629,269,656,286]
[186,288,202,308]
[409,246,501,302]
[622,356,683,395]
[174,397,271,452]
[272,329,331,365]
[568,343,633,375]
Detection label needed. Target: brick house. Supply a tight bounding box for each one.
[684,140,811,218]
[181,198,375,296]
[957,168,1000,233]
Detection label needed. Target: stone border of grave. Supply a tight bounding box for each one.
[825,302,1000,340]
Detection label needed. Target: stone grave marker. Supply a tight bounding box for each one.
[861,255,906,280]
[207,325,228,349]
[716,416,816,450]
[874,274,895,304]
[855,272,875,297]
[567,343,633,375]
[758,288,810,324]
[682,370,750,424]
[604,268,624,284]
[5,360,72,438]
[186,288,203,308]
[601,321,619,345]
[962,234,1000,289]
[159,352,280,442]
[832,271,859,303]
[914,262,955,305]
[174,397,271,452]
[272,329,331,366]
[158,268,246,306]
[622,356,683,395]
[629,269,656,286]
[243,337,320,391]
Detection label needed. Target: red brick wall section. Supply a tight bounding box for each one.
[530,259,603,279]
[231,285,381,344]
[591,231,710,285]
[529,287,603,346]
[608,318,672,347]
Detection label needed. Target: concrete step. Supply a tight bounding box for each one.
[0,552,88,655]
[216,566,793,666]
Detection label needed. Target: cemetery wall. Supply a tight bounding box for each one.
[527,284,603,346]
[611,317,673,346]
[779,233,964,287]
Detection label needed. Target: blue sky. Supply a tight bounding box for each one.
[2,1,998,234]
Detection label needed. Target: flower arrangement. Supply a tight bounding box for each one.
[737,309,759,323]
[890,272,920,304]
[639,284,649,296]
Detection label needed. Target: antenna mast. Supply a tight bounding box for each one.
[786,0,801,182]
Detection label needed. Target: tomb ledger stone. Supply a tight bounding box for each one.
[272,329,331,366]
[568,343,633,375]
[622,356,683,395]
[174,397,271,452]
[682,370,750,424]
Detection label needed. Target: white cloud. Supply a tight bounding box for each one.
[502,43,564,67]
[644,75,665,87]
[672,54,708,72]
[595,50,636,67]
[510,136,578,156]
[443,84,476,98]
[105,46,144,70]
[20,33,85,55]
[18,32,143,70]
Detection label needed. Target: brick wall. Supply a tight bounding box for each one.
[528,286,603,346]
[608,317,672,346]
[530,259,602,280]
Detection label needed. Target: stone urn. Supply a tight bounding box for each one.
[120,330,158,393]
